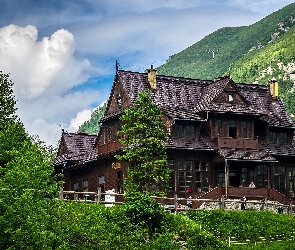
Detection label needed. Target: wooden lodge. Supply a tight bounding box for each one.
[54,66,295,204]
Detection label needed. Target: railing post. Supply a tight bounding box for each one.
[59,188,63,200]
[288,201,293,214]
[97,187,101,204]
[220,195,225,209]
[174,194,178,214]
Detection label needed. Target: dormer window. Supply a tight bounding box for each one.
[228,94,233,102]
[268,131,277,144]
[217,120,222,135]
[174,124,184,137]
[279,132,288,144]
[186,125,195,138]
[228,120,237,138]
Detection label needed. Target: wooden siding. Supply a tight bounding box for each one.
[98,141,122,156]
[216,136,258,149]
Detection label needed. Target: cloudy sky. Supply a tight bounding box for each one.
[0,0,294,146]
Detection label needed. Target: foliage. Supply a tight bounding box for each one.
[78,102,107,134]
[0,123,60,197]
[124,191,166,237]
[187,209,295,244]
[115,90,170,194]
[0,71,17,130]
[0,72,62,248]
[1,196,295,249]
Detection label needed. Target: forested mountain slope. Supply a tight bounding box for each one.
[77,102,107,135]
[157,2,295,81]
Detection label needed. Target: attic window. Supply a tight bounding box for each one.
[116,93,122,107]
[228,94,233,102]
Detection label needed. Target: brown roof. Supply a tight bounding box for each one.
[111,70,295,128]
[54,132,97,165]
[218,148,277,162]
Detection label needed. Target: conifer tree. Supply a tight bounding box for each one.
[116,89,170,194]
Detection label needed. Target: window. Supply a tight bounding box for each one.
[178,161,192,192]
[186,125,195,138]
[218,166,225,187]
[241,168,247,186]
[273,165,285,194]
[217,120,222,136]
[73,182,79,191]
[268,131,277,144]
[228,120,237,138]
[228,94,233,102]
[116,93,122,107]
[257,165,268,188]
[174,124,184,137]
[117,171,123,194]
[194,162,208,192]
[117,124,122,139]
[288,167,295,197]
[279,132,288,144]
[108,127,112,142]
[168,160,209,192]
[83,179,88,192]
[242,122,247,138]
[103,127,106,144]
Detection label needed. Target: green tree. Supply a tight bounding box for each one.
[0,73,61,248]
[116,89,170,195]
[0,71,17,130]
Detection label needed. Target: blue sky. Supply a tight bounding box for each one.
[0,0,294,146]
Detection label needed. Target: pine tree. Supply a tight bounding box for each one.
[116,89,170,194]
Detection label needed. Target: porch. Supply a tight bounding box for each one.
[196,186,291,206]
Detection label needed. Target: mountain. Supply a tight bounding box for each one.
[79,3,295,134]
[77,102,107,135]
[157,3,295,80]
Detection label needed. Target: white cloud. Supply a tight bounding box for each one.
[66,109,92,133]
[0,24,99,145]
[0,25,92,98]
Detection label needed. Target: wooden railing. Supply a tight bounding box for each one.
[59,189,294,214]
[97,141,122,155]
[216,136,258,149]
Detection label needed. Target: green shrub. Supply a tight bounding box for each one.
[124,191,166,236]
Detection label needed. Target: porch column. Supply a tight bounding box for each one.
[225,159,229,198]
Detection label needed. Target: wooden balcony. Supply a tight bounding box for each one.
[216,136,258,150]
[98,141,122,156]
[228,187,291,205]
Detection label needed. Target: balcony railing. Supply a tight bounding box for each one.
[216,136,258,150]
[98,141,122,156]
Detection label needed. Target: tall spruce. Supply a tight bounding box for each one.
[116,89,170,194]
[0,72,17,130]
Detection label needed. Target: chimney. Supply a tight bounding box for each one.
[269,77,278,98]
[148,64,157,89]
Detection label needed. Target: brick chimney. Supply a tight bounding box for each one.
[148,64,157,89]
[269,77,278,98]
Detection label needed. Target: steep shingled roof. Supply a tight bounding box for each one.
[54,132,97,165]
[113,70,295,128]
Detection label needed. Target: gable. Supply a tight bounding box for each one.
[214,81,248,105]
[57,136,69,156]
[106,79,131,115]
